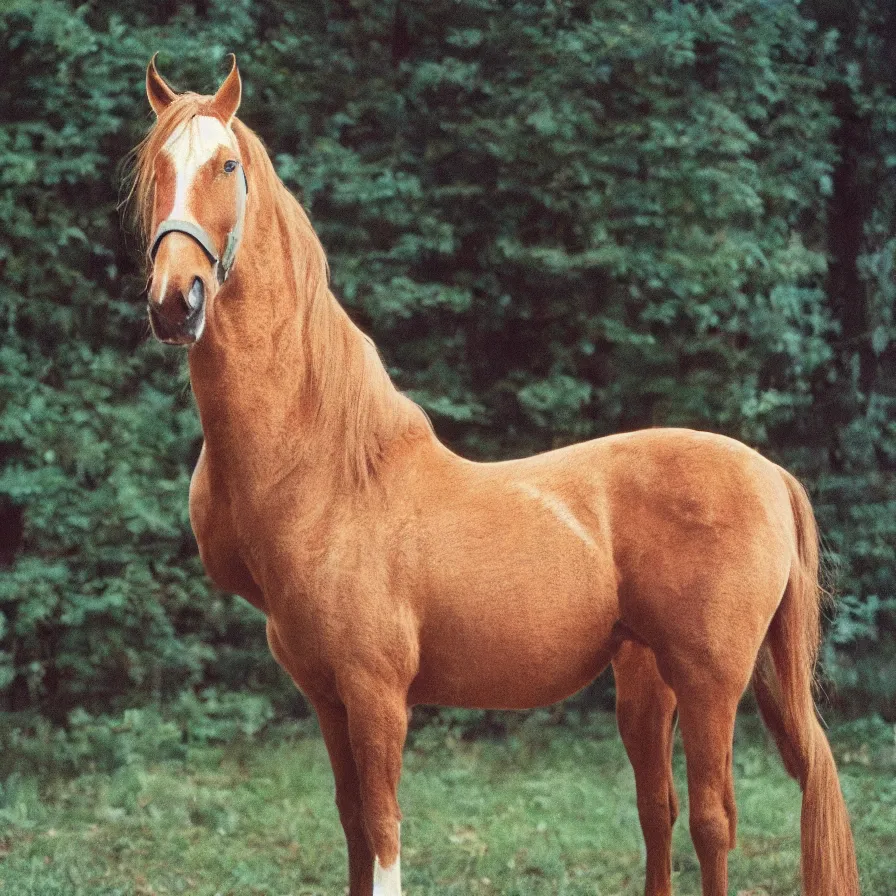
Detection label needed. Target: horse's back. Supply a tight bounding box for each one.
[461,426,794,552]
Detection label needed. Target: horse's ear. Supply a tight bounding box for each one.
[210,55,241,125]
[146,53,176,116]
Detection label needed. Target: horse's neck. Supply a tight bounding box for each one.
[187,207,428,503]
[187,273,305,490]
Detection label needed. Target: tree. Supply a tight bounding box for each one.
[0,0,892,719]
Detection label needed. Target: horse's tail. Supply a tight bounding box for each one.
[752,469,859,896]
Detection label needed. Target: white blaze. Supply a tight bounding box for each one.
[163,115,235,223]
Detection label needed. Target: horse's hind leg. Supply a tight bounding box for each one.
[613,640,679,896]
[674,670,742,896]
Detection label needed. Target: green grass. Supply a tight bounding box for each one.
[0,712,892,895]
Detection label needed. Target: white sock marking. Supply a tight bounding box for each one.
[372,822,401,896]
[372,856,401,896]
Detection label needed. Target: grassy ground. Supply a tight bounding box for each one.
[0,712,892,895]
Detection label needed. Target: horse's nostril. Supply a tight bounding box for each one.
[185,277,205,311]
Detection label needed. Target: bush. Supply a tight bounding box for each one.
[0,0,893,720]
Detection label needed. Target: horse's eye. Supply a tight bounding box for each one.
[223,160,238,173]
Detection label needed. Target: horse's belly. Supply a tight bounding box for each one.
[408,585,618,709]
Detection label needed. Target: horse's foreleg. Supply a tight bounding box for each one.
[342,680,409,896]
[314,700,375,895]
[613,640,679,896]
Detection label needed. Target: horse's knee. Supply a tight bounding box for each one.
[338,768,400,864]
[689,811,731,863]
[366,814,401,869]
[355,775,402,866]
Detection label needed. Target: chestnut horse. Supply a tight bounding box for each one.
[131,57,859,896]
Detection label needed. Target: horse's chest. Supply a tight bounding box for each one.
[189,459,266,610]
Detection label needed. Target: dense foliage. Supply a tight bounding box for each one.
[0,0,893,721]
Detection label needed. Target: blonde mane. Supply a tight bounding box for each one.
[129,96,430,487]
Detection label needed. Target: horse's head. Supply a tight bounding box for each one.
[143,55,247,345]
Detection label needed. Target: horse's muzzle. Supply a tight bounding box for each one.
[148,277,206,345]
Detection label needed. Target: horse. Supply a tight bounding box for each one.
[131,56,859,896]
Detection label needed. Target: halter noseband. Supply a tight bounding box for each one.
[150,164,248,285]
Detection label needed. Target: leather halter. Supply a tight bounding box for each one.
[150,164,248,285]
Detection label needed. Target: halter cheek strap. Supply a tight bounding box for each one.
[150,165,248,285]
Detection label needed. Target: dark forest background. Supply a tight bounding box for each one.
[1,0,894,734]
